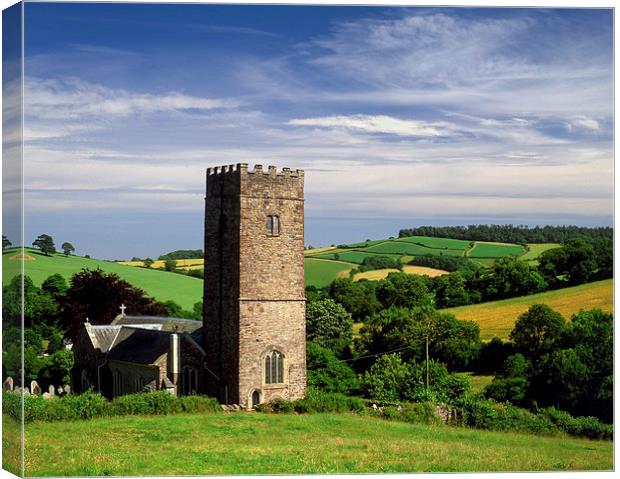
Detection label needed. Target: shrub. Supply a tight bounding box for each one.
[294,389,365,414]
[362,353,410,402]
[540,407,612,440]
[259,389,365,415]
[4,390,220,423]
[306,341,360,394]
[377,402,441,426]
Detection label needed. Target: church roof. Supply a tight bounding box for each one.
[107,328,171,364]
[111,315,202,332]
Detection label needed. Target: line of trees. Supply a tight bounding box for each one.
[398,224,612,244]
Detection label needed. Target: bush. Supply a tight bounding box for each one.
[377,402,441,426]
[3,390,220,423]
[459,396,555,436]
[258,389,365,415]
[306,341,360,394]
[540,407,612,440]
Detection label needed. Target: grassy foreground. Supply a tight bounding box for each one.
[17,413,612,475]
[444,279,613,340]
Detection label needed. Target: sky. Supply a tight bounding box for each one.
[6,3,614,259]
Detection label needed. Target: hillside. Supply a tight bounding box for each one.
[443,279,613,340]
[303,236,557,287]
[2,248,202,310]
[8,413,612,475]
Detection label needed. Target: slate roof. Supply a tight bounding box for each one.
[112,315,202,332]
[107,328,172,364]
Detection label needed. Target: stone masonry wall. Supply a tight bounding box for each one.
[203,163,306,406]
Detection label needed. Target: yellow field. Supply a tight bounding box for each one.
[117,258,204,270]
[521,243,561,261]
[443,279,613,340]
[353,265,448,282]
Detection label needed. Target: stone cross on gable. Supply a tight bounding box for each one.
[120,304,126,316]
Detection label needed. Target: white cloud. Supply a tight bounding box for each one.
[24,77,241,140]
[288,115,453,137]
[566,115,601,132]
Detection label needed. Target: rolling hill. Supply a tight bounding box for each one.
[2,248,202,310]
[442,279,613,340]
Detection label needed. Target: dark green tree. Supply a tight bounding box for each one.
[306,341,360,394]
[41,273,68,296]
[60,268,166,341]
[509,304,565,358]
[2,235,12,250]
[143,258,154,268]
[375,272,432,309]
[306,298,353,354]
[329,278,381,321]
[32,234,56,255]
[61,242,75,256]
[164,258,177,272]
[362,353,410,403]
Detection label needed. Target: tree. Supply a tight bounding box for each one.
[362,353,411,403]
[329,278,381,321]
[3,275,60,328]
[60,268,166,341]
[164,258,177,272]
[510,304,565,358]
[538,238,597,286]
[32,234,56,255]
[306,298,353,354]
[306,341,360,394]
[41,273,68,296]
[485,257,546,300]
[143,258,154,268]
[2,235,12,250]
[61,242,75,256]
[375,272,432,309]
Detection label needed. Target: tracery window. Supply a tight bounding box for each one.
[266,215,280,235]
[112,371,122,397]
[264,350,284,384]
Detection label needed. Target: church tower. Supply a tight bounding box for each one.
[203,163,306,407]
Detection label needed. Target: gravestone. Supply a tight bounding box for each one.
[31,380,42,396]
[63,385,71,395]
[42,392,52,400]
[3,377,13,392]
[48,384,55,396]
[23,387,30,396]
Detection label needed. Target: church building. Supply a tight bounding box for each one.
[72,164,307,408]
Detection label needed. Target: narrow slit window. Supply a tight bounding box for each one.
[266,215,280,235]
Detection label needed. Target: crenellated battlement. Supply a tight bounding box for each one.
[207,163,304,178]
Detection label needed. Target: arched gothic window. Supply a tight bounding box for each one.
[264,350,284,384]
[81,369,89,392]
[266,215,280,235]
[112,371,122,397]
[182,367,198,395]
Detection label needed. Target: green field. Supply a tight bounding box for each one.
[304,258,354,287]
[395,236,472,250]
[2,248,202,310]
[365,241,465,257]
[10,413,612,475]
[468,242,526,258]
[443,279,613,340]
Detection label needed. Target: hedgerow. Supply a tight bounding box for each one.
[3,391,220,423]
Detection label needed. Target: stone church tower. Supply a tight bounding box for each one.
[203,163,306,407]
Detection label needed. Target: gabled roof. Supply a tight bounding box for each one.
[107,328,171,364]
[111,315,202,332]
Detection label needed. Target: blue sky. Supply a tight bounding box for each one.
[12,4,614,259]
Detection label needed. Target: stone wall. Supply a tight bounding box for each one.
[203,163,306,406]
